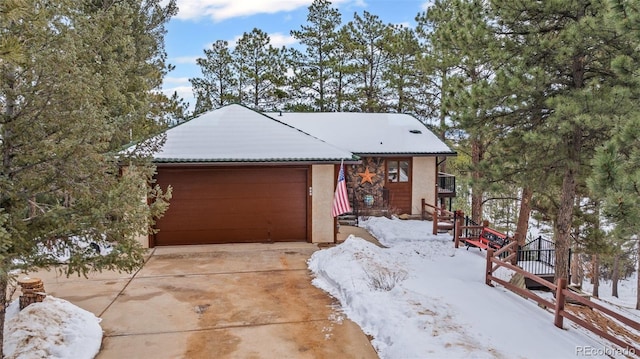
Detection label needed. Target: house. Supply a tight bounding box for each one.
[142,104,455,247]
[267,111,457,217]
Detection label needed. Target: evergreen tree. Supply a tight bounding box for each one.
[342,11,392,112]
[382,25,422,114]
[589,116,640,308]
[489,0,640,281]
[232,28,288,111]
[331,26,359,111]
[415,9,460,134]
[0,0,174,352]
[419,0,500,223]
[290,0,342,111]
[158,91,190,126]
[190,40,236,115]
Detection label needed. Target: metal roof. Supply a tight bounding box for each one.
[265,112,455,156]
[152,104,356,163]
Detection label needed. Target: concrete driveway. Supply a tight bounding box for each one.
[29,242,378,359]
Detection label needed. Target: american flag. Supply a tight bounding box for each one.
[331,161,352,217]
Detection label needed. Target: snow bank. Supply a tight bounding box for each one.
[4,296,102,359]
[309,217,622,358]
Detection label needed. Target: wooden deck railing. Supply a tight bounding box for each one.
[486,246,640,355]
[421,199,454,235]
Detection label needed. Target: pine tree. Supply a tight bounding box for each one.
[418,0,500,223]
[0,1,175,353]
[589,116,640,308]
[232,28,288,111]
[489,0,640,281]
[342,11,392,112]
[290,0,342,111]
[382,25,422,114]
[332,26,359,111]
[190,40,236,115]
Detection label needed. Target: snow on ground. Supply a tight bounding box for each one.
[3,296,102,359]
[3,217,637,359]
[309,216,639,359]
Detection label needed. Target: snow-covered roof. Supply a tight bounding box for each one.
[152,104,355,163]
[265,112,454,156]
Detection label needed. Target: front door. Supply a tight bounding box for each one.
[385,158,412,214]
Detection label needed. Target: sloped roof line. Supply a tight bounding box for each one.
[151,104,356,162]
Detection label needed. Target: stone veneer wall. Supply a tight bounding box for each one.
[345,157,388,213]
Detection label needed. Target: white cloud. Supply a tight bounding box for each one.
[175,0,352,21]
[162,78,194,106]
[163,77,191,86]
[420,1,435,11]
[162,85,196,109]
[176,0,311,21]
[394,22,412,29]
[221,32,297,49]
[170,56,200,64]
[268,32,298,47]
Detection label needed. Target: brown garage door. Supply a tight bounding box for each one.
[154,166,308,246]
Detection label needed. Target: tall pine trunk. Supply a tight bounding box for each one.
[554,165,577,282]
[571,251,583,287]
[612,254,620,298]
[0,68,17,358]
[514,187,533,247]
[637,240,640,310]
[0,275,6,358]
[471,138,484,224]
[592,254,600,298]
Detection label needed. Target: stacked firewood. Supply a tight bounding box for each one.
[18,277,46,310]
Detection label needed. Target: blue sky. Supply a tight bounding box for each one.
[163,0,432,110]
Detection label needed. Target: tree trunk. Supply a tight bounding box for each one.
[571,251,583,287]
[0,275,7,358]
[612,254,619,298]
[1,70,15,357]
[554,166,577,282]
[514,187,533,247]
[471,138,484,224]
[592,254,599,298]
[637,240,640,310]
[439,67,448,141]
[636,240,640,310]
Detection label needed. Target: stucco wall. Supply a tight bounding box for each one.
[411,156,436,215]
[311,164,336,243]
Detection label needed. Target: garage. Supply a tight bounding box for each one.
[153,166,309,246]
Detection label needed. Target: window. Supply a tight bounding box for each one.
[387,160,410,183]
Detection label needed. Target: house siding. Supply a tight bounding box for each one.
[311,164,335,243]
[412,156,436,215]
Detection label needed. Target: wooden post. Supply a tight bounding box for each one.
[421,198,426,220]
[554,278,567,328]
[432,205,439,235]
[454,211,463,248]
[486,248,494,286]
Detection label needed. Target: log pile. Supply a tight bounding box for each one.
[18,277,46,310]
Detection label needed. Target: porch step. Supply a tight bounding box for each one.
[338,214,358,226]
[437,221,454,232]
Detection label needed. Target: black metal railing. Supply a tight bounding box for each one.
[438,172,456,197]
[462,215,482,238]
[517,236,571,279]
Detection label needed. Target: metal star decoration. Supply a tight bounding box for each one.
[358,168,376,184]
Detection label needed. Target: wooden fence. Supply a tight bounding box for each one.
[486,244,640,355]
[421,199,454,235]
